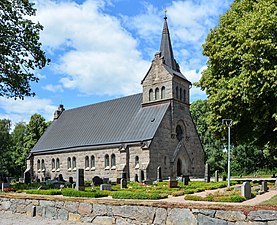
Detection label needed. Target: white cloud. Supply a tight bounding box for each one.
[0,97,57,125]
[33,0,149,96]
[43,84,64,93]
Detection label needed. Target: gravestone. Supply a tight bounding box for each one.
[139,170,144,183]
[92,176,103,186]
[214,170,219,182]
[58,174,65,182]
[100,184,112,191]
[157,166,162,182]
[69,177,73,184]
[76,169,85,191]
[241,181,251,200]
[134,174,139,182]
[120,178,127,189]
[168,177,178,188]
[204,163,210,183]
[183,175,189,185]
[121,172,127,179]
[262,180,268,192]
[275,178,277,188]
[24,170,31,184]
[18,178,24,183]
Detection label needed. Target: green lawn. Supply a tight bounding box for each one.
[260,194,277,206]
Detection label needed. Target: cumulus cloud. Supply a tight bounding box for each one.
[33,0,149,96]
[43,84,64,93]
[0,97,57,125]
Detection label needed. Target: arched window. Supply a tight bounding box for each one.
[52,158,55,170]
[176,86,179,99]
[180,88,182,101]
[56,158,60,169]
[183,89,186,102]
[135,156,139,166]
[37,159,40,171]
[41,159,45,170]
[111,154,116,167]
[149,89,153,101]
[176,125,183,141]
[91,155,95,168]
[161,86,165,99]
[67,157,71,169]
[85,156,89,168]
[72,157,76,169]
[105,154,109,167]
[155,88,159,100]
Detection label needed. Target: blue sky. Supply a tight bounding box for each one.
[0,0,233,125]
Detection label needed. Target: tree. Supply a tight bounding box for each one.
[0,119,11,179]
[197,0,277,157]
[23,114,48,169]
[10,122,27,176]
[0,0,50,99]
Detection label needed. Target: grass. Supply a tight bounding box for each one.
[260,194,277,206]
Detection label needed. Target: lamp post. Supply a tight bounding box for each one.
[222,119,232,187]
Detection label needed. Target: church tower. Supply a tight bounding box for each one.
[141,16,191,107]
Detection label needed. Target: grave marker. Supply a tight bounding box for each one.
[214,170,219,182]
[157,166,162,182]
[76,168,85,191]
[241,181,251,200]
[204,163,210,183]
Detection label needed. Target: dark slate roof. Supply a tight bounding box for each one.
[31,93,170,153]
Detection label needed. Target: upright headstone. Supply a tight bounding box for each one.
[241,181,251,200]
[92,176,103,186]
[58,174,65,182]
[168,177,178,188]
[204,163,210,183]
[24,170,31,184]
[100,184,112,191]
[121,172,127,180]
[134,174,139,182]
[157,166,162,182]
[183,175,189,185]
[120,178,127,189]
[214,170,219,182]
[261,180,268,192]
[76,169,85,191]
[69,177,73,184]
[275,178,277,188]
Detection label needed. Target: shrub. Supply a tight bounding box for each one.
[25,189,62,195]
[112,191,168,200]
[62,188,109,198]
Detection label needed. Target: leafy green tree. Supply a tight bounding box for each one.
[23,114,48,168]
[10,122,27,176]
[0,0,50,99]
[197,0,277,157]
[0,119,11,179]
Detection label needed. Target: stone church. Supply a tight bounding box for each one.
[26,17,204,182]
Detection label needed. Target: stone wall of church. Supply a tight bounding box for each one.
[32,146,126,182]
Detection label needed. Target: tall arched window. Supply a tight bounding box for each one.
[155,88,159,100]
[183,89,186,102]
[52,158,55,170]
[176,125,183,141]
[85,156,89,168]
[176,86,179,99]
[111,154,116,167]
[135,156,139,167]
[149,89,153,101]
[161,86,165,99]
[91,155,95,168]
[56,158,60,169]
[105,154,109,167]
[180,88,183,101]
[37,159,40,171]
[67,157,71,169]
[72,157,76,169]
[41,159,45,170]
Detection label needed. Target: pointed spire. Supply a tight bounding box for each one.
[159,16,178,71]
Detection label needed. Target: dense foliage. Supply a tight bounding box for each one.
[0,114,49,179]
[0,0,50,99]
[197,0,277,158]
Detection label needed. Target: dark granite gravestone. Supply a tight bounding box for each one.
[121,172,127,179]
[157,166,162,182]
[182,175,189,185]
[58,174,65,182]
[120,178,127,189]
[92,176,103,186]
[76,169,85,191]
[241,181,251,200]
[134,174,139,182]
[24,170,31,184]
[69,177,73,184]
[262,180,268,192]
[168,177,178,188]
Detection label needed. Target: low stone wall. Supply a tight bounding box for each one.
[0,195,277,224]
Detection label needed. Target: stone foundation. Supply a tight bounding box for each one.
[0,195,276,224]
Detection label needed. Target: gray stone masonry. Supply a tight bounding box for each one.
[1,197,277,224]
[242,181,252,200]
[262,181,268,192]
